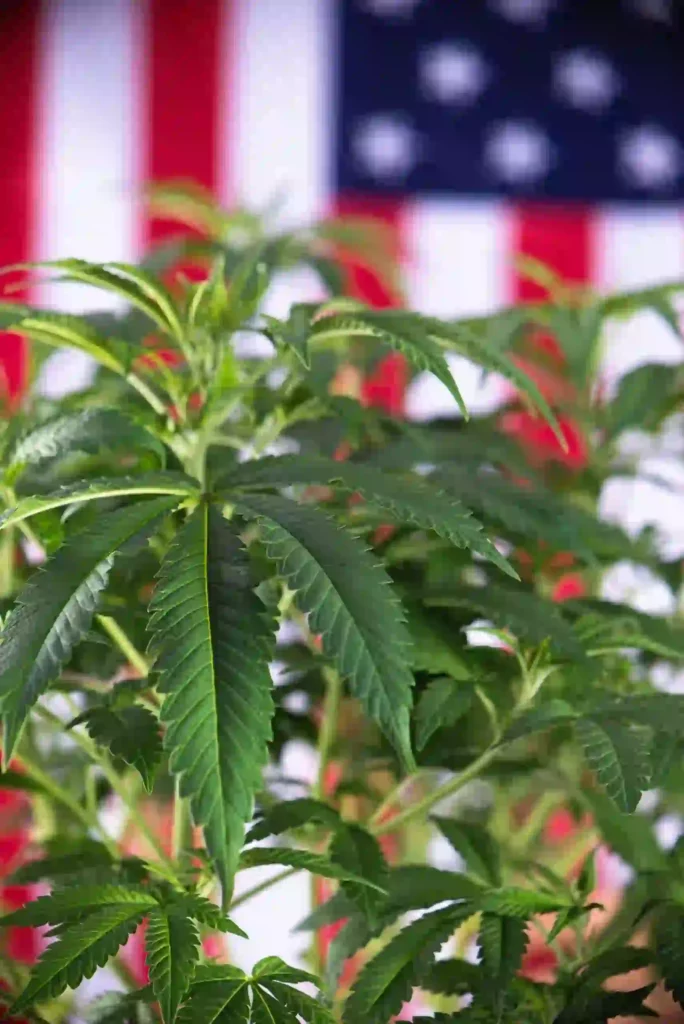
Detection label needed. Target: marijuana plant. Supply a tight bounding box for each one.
[1,191,684,1022]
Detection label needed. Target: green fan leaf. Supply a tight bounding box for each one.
[259,981,336,1024]
[310,308,469,417]
[83,989,155,1024]
[343,903,473,1024]
[0,496,179,763]
[5,311,129,374]
[8,409,166,476]
[29,259,184,341]
[176,965,249,1024]
[218,454,516,578]
[565,598,684,660]
[330,824,388,925]
[574,717,651,813]
[261,304,315,368]
[481,888,573,917]
[591,693,684,734]
[238,847,387,891]
[415,679,475,751]
[0,472,195,531]
[178,894,247,938]
[325,914,375,997]
[606,362,679,438]
[8,842,116,884]
[0,884,158,927]
[247,798,341,843]
[149,504,276,904]
[576,946,654,990]
[426,582,585,660]
[478,913,529,1015]
[12,902,154,1011]
[251,956,319,985]
[235,492,415,769]
[78,704,162,792]
[147,905,201,1024]
[583,790,667,874]
[384,865,485,914]
[432,818,502,886]
[417,958,483,996]
[502,699,577,744]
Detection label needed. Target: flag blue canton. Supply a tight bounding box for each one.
[336,0,684,200]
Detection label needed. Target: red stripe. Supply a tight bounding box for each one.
[0,2,40,404]
[509,202,593,301]
[143,0,224,248]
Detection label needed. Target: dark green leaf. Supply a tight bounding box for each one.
[415,679,474,751]
[219,454,516,578]
[176,965,249,1024]
[481,888,573,917]
[147,906,201,1024]
[12,903,153,1011]
[79,704,162,792]
[607,363,678,437]
[0,885,158,928]
[502,699,577,744]
[574,717,651,812]
[582,790,668,873]
[236,492,415,769]
[149,505,275,903]
[655,906,684,1007]
[384,865,484,914]
[179,894,247,938]
[0,496,179,762]
[417,958,483,996]
[238,847,387,891]
[343,903,473,1024]
[478,913,528,1016]
[330,824,388,924]
[247,798,341,843]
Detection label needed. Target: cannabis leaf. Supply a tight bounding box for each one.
[330,823,388,925]
[414,679,474,751]
[0,496,179,762]
[432,818,501,886]
[247,797,341,843]
[77,704,162,792]
[236,492,415,768]
[478,913,529,1017]
[218,454,516,578]
[149,504,275,904]
[574,717,651,812]
[146,904,201,1024]
[344,903,474,1024]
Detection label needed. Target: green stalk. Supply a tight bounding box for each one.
[97,614,150,677]
[313,668,343,801]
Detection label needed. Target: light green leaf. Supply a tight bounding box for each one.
[12,903,152,1011]
[149,505,275,904]
[261,305,315,368]
[415,679,474,751]
[32,259,184,341]
[0,472,196,531]
[238,847,387,891]
[481,888,573,917]
[0,496,179,763]
[78,704,162,792]
[147,905,201,1024]
[574,717,651,813]
[343,903,473,1024]
[247,798,341,843]
[310,309,469,417]
[220,454,516,578]
[236,492,415,769]
[5,311,128,373]
[9,409,166,476]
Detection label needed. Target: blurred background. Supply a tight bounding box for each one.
[2,0,684,979]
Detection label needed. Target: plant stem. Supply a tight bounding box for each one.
[371,746,498,838]
[125,372,168,417]
[229,867,297,911]
[97,614,150,677]
[313,668,343,801]
[171,776,191,863]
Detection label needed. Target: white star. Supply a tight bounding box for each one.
[359,0,422,17]
[489,0,556,26]
[618,125,682,190]
[420,42,489,106]
[484,121,553,185]
[554,49,620,112]
[352,115,419,181]
[628,0,673,24]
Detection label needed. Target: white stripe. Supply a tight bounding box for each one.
[596,206,684,391]
[227,0,332,227]
[405,200,508,420]
[36,0,138,313]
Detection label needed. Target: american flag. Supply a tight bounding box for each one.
[2,0,684,411]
